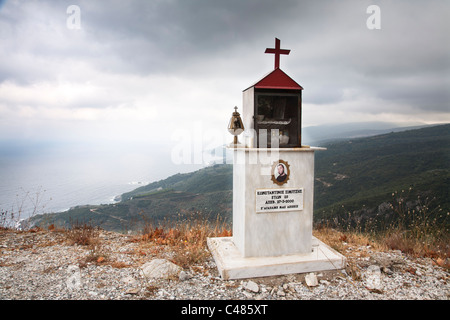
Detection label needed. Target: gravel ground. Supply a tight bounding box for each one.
[0,229,448,301]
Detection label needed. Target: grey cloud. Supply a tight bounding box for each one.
[0,0,448,123]
[79,0,311,75]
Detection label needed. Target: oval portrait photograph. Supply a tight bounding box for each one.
[271,160,290,186]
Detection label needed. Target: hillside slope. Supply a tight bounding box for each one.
[121,163,232,200]
[31,165,233,232]
[30,124,449,232]
[313,124,449,227]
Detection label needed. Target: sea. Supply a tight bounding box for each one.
[0,139,206,223]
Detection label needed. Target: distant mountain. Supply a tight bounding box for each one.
[219,121,435,163]
[302,121,432,146]
[30,123,449,233]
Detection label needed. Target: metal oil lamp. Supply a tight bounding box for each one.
[228,106,244,146]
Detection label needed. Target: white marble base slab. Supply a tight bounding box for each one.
[207,236,346,280]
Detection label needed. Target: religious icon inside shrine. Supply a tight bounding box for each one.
[242,38,304,148]
[255,93,301,147]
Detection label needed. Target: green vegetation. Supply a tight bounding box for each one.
[121,164,232,200]
[30,165,233,232]
[313,124,449,230]
[30,124,449,245]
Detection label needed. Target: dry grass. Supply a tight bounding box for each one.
[313,225,450,280]
[1,215,231,270]
[314,223,449,269]
[0,187,49,230]
[380,192,449,262]
[137,214,231,268]
[313,226,387,255]
[65,221,100,246]
[382,228,449,263]
[62,220,114,267]
[315,190,449,269]
[314,226,388,280]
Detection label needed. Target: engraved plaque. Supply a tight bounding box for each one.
[256,188,304,213]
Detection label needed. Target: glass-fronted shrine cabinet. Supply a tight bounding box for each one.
[254,89,302,148]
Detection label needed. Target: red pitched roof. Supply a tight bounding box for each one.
[245,68,303,91]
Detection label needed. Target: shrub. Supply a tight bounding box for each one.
[139,212,231,268]
[65,220,100,246]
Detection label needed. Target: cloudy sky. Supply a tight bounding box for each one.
[0,0,449,148]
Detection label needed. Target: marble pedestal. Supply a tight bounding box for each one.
[233,147,316,257]
[207,236,346,280]
[208,147,346,279]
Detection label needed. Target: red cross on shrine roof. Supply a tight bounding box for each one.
[244,38,302,91]
[265,38,290,70]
